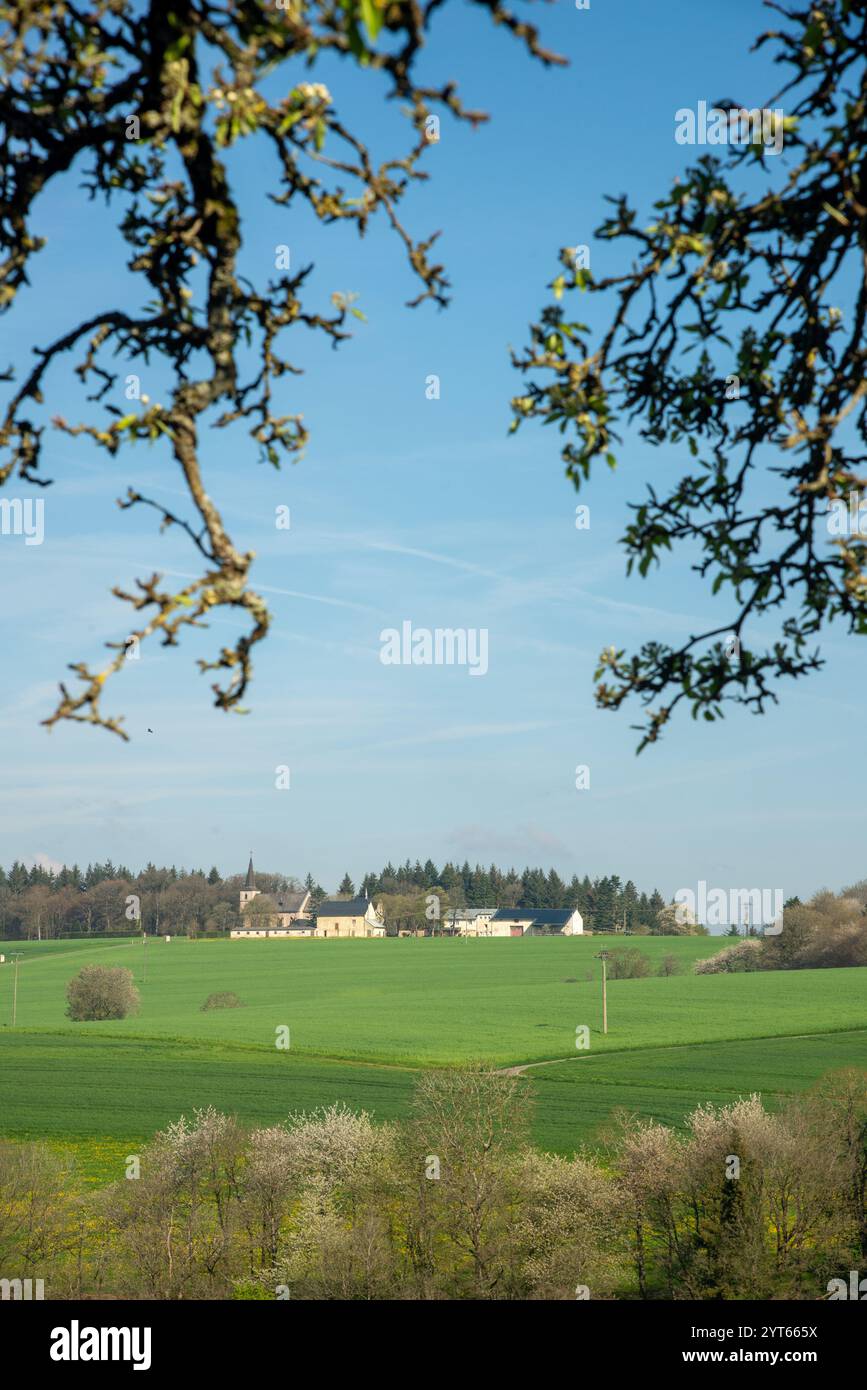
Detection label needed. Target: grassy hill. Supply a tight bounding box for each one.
[1,935,865,1179]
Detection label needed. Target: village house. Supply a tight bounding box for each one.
[489,907,584,936]
[444,906,496,936]
[439,906,584,937]
[313,896,386,938]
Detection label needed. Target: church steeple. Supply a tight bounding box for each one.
[244,852,255,890]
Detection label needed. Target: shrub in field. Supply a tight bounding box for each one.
[694,939,764,975]
[65,965,140,1021]
[201,991,244,1011]
[658,954,682,977]
[606,947,652,979]
[796,923,867,970]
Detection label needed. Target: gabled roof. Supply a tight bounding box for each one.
[242,889,310,915]
[492,907,576,926]
[274,889,310,914]
[316,895,373,917]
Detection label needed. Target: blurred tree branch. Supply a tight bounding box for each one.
[0,0,564,738]
[512,0,867,750]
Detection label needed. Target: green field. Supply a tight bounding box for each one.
[1,936,866,1180]
[0,938,136,960]
[528,1028,867,1147]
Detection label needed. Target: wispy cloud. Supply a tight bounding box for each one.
[361,539,508,583]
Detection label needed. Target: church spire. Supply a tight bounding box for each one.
[244,852,255,890]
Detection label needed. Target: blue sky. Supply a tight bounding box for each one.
[1,0,863,900]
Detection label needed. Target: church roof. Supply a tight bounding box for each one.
[275,890,310,914]
[244,854,255,890]
[243,889,310,915]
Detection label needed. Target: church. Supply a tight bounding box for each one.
[231,856,386,938]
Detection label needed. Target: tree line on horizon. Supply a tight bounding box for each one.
[4,859,864,943]
[0,858,670,939]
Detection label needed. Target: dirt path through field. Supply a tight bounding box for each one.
[494,1030,852,1077]
[495,1057,577,1076]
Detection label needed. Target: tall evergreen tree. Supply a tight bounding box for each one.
[622,880,639,931]
[648,889,667,932]
[545,868,567,908]
[440,863,460,894]
[592,877,617,933]
[467,865,492,905]
[518,867,546,909]
[456,861,470,896]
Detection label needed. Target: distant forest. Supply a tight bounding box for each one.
[0,859,669,938]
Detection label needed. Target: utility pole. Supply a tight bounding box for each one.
[595,950,610,1035]
[142,930,147,985]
